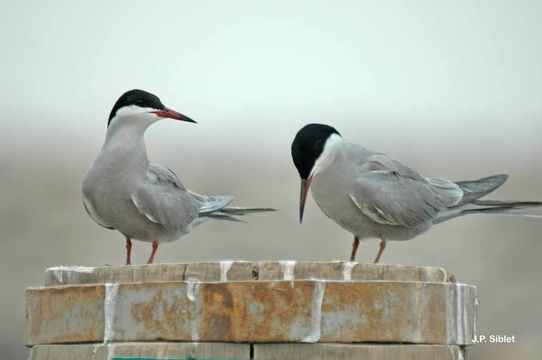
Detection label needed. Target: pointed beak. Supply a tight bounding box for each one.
[299,176,312,224]
[152,108,197,123]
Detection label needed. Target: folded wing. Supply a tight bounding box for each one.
[131,163,199,230]
[349,153,463,227]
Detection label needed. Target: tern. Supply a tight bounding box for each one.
[291,123,542,263]
[82,89,274,264]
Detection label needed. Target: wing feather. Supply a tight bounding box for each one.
[189,191,233,213]
[131,163,199,230]
[82,194,114,229]
[350,154,463,227]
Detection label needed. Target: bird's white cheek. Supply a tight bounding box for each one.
[310,164,321,178]
[117,106,159,122]
[143,112,162,124]
[131,111,162,126]
[311,153,332,177]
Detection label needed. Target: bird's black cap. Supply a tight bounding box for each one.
[108,89,166,126]
[291,123,341,179]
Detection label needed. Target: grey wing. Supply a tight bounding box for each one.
[349,153,463,227]
[82,193,115,229]
[188,191,233,214]
[130,163,200,230]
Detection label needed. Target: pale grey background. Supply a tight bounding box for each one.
[1,1,542,358]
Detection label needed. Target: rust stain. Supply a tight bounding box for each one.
[130,283,196,339]
[131,287,165,335]
[201,283,235,340]
[27,285,105,345]
[27,279,476,345]
[245,281,314,341]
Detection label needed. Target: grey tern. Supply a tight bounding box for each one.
[82,89,274,264]
[291,123,542,263]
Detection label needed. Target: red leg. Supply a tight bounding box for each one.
[374,239,387,263]
[125,238,132,265]
[147,240,159,264]
[350,236,360,261]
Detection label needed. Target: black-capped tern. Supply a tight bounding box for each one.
[291,123,542,263]
[82,89,274,264]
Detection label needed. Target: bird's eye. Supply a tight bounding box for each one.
[135,99,144,106]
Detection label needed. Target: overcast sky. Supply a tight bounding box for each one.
[2,0,542,154]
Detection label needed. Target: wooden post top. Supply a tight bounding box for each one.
[27,261,476,349]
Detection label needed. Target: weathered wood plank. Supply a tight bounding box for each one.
[44,261,257,286]
[253,343,466,360]
[44,261,451,285]
[258,261,450,282]
[29,343,250,360]
[25,285,105,344]
[26,280,475,346]
[28,343,467,360]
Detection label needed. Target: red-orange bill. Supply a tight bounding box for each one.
[152,108,196,123]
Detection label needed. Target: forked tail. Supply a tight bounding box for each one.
[463,200,542,217]
[433,174,542,223]
[190,191,276,223]
[202,207,277,223]
[435,199,542,224]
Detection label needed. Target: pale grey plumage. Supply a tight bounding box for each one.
[349,153,463,227]
[308,133,542,246]
[82,92,273,262]
[130,163,200,231]
[292,123,542,263]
